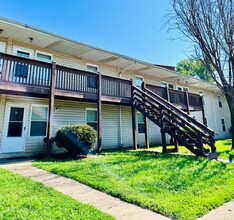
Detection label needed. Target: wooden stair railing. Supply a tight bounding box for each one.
[132,84,217,158]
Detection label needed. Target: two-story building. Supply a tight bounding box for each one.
[0,17,230,158]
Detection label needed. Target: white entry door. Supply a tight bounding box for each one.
[2,104,28,153]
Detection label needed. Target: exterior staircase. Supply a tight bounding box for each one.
[132,83,217,158]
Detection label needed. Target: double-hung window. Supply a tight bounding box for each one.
[15,51,30,78]
[30,106,48,136]
[86,109,97,130]
[87,64,98,89]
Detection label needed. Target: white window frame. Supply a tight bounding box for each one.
[177,85,188,92]
[161,81,174,89]
[161,81,168,88]
[36,51,53,62]
[86,63,99,73]
[168,83,174,89]
[13,46,33,58]
[29,104,49,137]
[85,108,98,129]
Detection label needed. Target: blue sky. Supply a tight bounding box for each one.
[0,0,193,66]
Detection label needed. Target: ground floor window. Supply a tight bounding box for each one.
[30,105,48,136]
[86,109,97,130]
[137,112,145,134]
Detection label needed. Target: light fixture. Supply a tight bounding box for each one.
[0,29,3,34]
[29,37,33,42]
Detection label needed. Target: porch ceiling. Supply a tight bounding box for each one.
[0,17,219,92]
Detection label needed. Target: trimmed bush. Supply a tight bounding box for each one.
[55,124,97,156]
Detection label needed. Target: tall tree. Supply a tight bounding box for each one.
[176,59,214,83]
[167,0,234,149]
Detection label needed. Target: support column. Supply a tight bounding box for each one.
[97,72,102,154]
[142,82,149,148]
[185,91,190,115]
[131,81,137,150]
[201,96,207,126]
[144,116,149,148]
[159,105,167,153]
[45,61,56,157]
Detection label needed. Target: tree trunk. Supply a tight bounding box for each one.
[225,94,234,149]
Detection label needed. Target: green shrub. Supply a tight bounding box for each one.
[55,124,97,156]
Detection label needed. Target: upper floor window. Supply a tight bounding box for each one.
[177,86,188,92]
[161,81,174,89]
[136,76,144,89]
[87,64,99,73]
[13,47,33,78]
[15,51,30,78]
[218,96,222,108]
[36,52,52,62]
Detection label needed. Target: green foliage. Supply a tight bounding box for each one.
[0,168,113,220]
[176,59,214,83]
[34,150,234,220]
[55,124,97,156]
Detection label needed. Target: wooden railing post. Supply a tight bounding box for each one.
[45,61,56,157]
[201,95,207,126]
[159,105,167,153]
[198,131,205,156]
[97,72,102,154]
[185,91,190,115]
[131,80,137,150]
[142,82,149,149]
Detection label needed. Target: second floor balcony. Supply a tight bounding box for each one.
[0,52,203,112]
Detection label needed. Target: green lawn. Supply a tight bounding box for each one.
[0,168,113,220]
[34,150,234,220]
[152,139,234,160]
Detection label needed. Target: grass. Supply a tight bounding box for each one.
[152,139,234,160]
[0,168,113,220]
[34,150,234,220]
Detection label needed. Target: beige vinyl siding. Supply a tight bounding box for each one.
[7,41,119,78]
[102,105,119,148]
[121,106,133,147]
[0,95,6,152]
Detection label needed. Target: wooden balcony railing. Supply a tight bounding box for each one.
[146,84,202,112]
[0,52,132,103]
[0,52,201,110]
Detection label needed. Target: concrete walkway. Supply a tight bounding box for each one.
[1,159,234,220]
[0,159,169,220]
